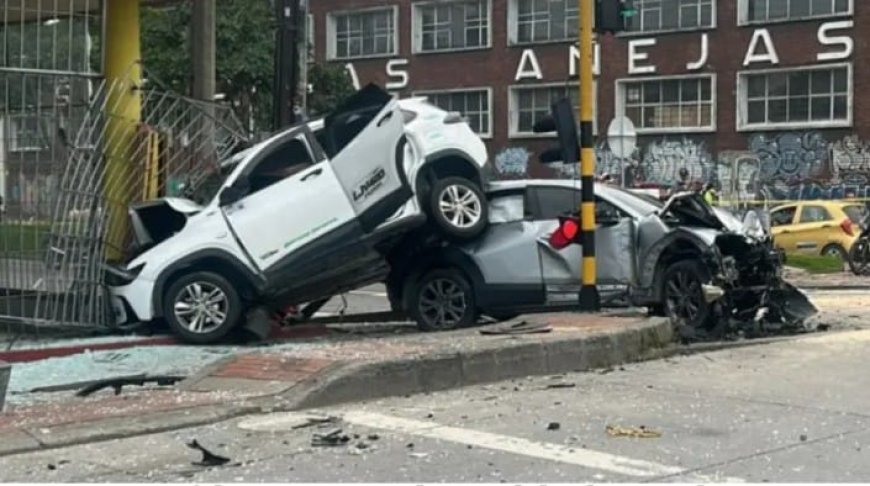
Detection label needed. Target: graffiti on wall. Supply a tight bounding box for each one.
[494,147,530,179]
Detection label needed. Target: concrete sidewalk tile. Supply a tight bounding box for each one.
[0,428,41,455]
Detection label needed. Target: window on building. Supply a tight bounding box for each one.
[620,76,714,132]
[510,84,594,136]
[741,65,850,129]
[626,0,714,33]
[745,0,851,23]
[415,0,489,52]
[512,0,578,44]
[330,8,396,59]
[416,89,492,136]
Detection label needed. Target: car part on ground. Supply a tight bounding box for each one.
[388,181,817,339]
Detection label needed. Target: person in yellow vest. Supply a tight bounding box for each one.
[703,182,719,206]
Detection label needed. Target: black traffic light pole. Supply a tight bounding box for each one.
[273,0,300,131]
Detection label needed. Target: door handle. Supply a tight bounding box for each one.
[301,168,323,182]
[377,111,394,127]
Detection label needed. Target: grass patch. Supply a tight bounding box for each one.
[785,253,845,274]
[0,223,50,256]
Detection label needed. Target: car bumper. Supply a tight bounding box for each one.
[109,276,157,325]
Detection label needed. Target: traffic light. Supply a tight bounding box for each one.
[596,0,637,34]
[549,216,583,250]
[533,98,580,166]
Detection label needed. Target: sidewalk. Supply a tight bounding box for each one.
[0,312,673,457]
[783,267,870,290]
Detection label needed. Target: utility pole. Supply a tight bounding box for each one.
[578,0,600,311]
[273,0,300,130]
[191,0,216,104]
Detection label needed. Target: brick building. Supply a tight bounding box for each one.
[309,0,868,200]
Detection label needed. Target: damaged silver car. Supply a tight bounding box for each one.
[387,179,817,337]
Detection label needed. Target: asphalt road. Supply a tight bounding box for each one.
[2,327,869,482]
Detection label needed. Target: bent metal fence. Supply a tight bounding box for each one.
[0,73,248,338]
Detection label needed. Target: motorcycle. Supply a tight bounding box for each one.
[849,209,870,276]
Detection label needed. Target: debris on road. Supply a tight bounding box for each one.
[311,429,351,447]
[544,383,576,390]
[187,439,231,467]
[291,416,340,430]
[75,374,184,397]
[479,321,552,335]
[547,422,561,431]
[409,452,429,459]
[605,425,662,438]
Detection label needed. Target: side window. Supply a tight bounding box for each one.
[771,207,797,227]
[532,187,578,220]
[596,198,628,222]
[247,137,314,194]
[488,193,525,224]
[799,206,831,224]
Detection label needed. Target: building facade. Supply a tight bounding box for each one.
[309,0,867,200]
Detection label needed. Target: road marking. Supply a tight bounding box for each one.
[239,411,742,481]
[349,289,388,298]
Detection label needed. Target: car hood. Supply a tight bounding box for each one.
[661,192,749,235]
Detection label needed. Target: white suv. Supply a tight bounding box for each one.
[108,85,489,343]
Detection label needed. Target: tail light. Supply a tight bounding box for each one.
[841,218,855,236]
[549,217,581,250]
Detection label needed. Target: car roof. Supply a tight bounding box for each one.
[485,179,661,217]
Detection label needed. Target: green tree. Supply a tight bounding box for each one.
[306,63,356,117]
[141,0,275,135]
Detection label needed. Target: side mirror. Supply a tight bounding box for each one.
[219,178,249,206]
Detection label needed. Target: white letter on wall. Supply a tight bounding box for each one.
[515,49,543,81]
[743,29,780,66]
[687,33,709,71]
[571,44,601,76]
[818,20,854,61]
[386,59,410,90]
[345,63,360,90]
[629,38,657,75]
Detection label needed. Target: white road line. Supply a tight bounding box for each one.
[349,290,388,298]
[240,411,741,481]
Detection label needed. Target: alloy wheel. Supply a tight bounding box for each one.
[438,184,482,229]
[173,282,229,334]
[664,269,702,324]
[418,278,468,330]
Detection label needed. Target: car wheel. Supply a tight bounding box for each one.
[849,239,870,275]
[661,260,712,330]
[163,271,243,344]
[428,177,488,241]
[821,244,847,263]
[409,269,477,332]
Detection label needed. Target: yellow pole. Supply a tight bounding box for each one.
[103,0,142,263]
[578,0,599,311]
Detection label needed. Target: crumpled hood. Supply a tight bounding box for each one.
[133,197,203,215]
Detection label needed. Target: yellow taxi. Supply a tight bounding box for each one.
[769,201,865,261]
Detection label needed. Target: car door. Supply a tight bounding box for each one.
[323,84,412,233]
[527,186,635,306]
[221,128,359,288]
[770,205,799,252]
[791,205,834,254]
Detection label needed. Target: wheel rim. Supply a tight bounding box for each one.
[418,278,468,329]
[438,184,482,229]
[824,247,843,259]
[173,282,229,334]
[664,269,703,325]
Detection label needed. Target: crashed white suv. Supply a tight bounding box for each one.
[108,84,489,343]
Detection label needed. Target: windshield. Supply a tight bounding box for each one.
[605,186,664,216]
[184,155,246,205]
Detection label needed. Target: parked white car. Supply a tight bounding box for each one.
[107,84,489,343]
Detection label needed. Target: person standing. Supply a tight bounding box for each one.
[671,168,690,195]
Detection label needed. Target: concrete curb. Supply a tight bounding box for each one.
[0,317,675,458]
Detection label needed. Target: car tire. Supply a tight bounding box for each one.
[849,239,870,275]
[163,271,243,344]
[821,244,848,264]
[660,260,713,331]
[428,177,488,241]
[408,268,477,332]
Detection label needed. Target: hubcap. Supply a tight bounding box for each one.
[438,184,482,229]
[664,270,702,325]
[173,282,229,334]
[418,278,467,329]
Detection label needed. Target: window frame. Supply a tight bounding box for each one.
[326,6,400,61]
[617,0,717,37]
[412,0,493,54]
[770,205,798,226]
[244,134,319,196]
[508,82,598,139]
[412,87,494,138]
[738,0,853,26]
[507,0,580,46]
[7,115,47,153]
[736,62,853,132]
[615,73,717,134]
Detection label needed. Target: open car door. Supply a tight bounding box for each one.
[322,84,413,233]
